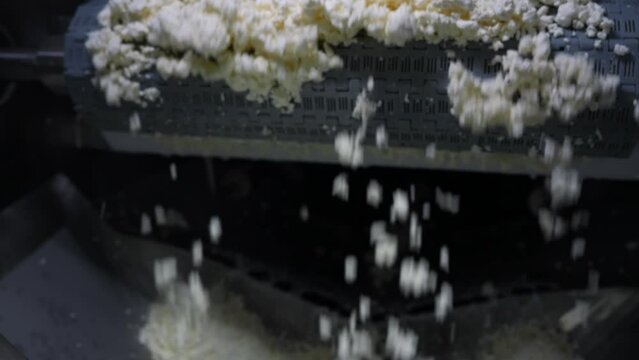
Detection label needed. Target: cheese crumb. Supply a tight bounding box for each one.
[299,205,310,222]
[129,112,141,133]
[208,216,222,244]
[169,163,177,181]
[571,238,586,261]
[370,221,397,246]
[422,202,431,220]
[188,272,209,313]
[548,166,581,208]
[344,255,357,284]
[374,237,398,268]
[141,212,152,235]
[359,296,371,322]
[538,208,566,241]
[588,269,600,294]
[366,180,383,208]
[334,132,362,168]
[333,173,349,201]
[153,257,177,289]
[571,210,590,230]
[440,246,450,272]
[409,213,422,251]
[399,258,430,297]
[319,315,332,341]
[192,240,203,267]
[337,327,373,360]
[390,190,409,223]
[613,44,630,57]
[89,0,616,111]
[559,301,590,332]
[154,205,167,226]
[435,187,460,214]
[375,125,388,148]
[425,143,437,160]
[435,282,454,323]
[335,88,377,168]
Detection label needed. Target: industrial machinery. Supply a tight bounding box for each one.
[1,0,638,359]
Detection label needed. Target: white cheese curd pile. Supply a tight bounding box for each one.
[141,258,330,360]
[88,0,615,111]
[448,32,620,137]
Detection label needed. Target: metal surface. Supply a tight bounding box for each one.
[0,229,150,360]
[62,0,639,178]
[0,333,25,360]
[0,49,65,80]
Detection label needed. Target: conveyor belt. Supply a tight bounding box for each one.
[62,0,639,178]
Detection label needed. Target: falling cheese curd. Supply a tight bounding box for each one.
[88,0,615,111]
